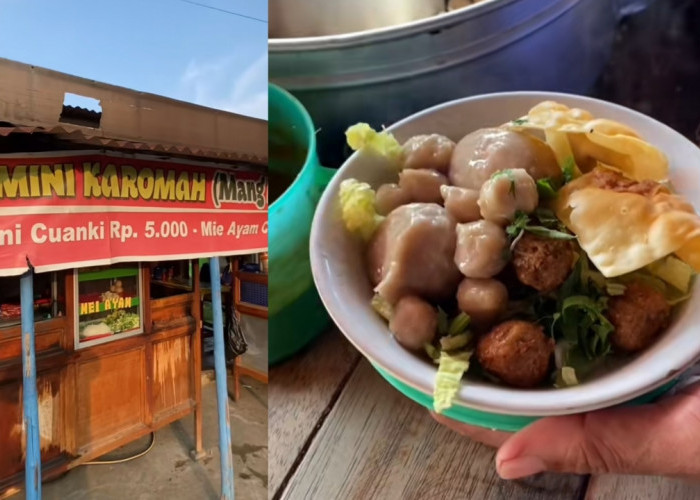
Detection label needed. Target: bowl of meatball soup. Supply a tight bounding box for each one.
[310,92,700,429]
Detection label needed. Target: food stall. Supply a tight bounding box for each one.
[0,58,268,500]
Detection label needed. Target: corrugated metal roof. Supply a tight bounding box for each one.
[0,125,265,164]
[0,58,268,165]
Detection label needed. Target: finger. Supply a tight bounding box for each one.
[495,383,700,479]
[431,412,511,448]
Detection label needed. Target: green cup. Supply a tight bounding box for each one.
[268,83,336,365]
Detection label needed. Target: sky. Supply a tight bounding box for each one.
[0,0,268,120]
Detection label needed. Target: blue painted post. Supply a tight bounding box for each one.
[209,257,235,500]
[20,269,41,500]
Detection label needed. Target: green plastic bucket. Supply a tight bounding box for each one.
[268,83,336,365]
[372,363,678,431]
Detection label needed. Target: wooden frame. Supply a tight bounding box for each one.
[229,258,268,401]
[234,269,268,319]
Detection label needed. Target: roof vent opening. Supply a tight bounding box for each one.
[59,93,102,128]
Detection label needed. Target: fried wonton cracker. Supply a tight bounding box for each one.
[555,168,700,277]
[508,101,669,182]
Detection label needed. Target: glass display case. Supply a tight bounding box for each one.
[0,273,65,328]
[75,264,144,348]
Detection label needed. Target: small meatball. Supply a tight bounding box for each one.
[454,220,508,278]
[607,282,671,352]
[478,169,539,225]
[476,320,554,388]
[366,203,462,304]
[440,185,481,223]
[456,278,508,330]
[401,134,455,173]
[512,233,575,293]
[449,128,561,190]
[376,183,410,215]
[389,296,438,351]
[398,169,448,204]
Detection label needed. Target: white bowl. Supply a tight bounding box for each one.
[310,92,700,416]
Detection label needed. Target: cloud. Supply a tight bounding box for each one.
[180,51,268,120]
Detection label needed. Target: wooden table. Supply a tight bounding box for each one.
[270,328,700,500]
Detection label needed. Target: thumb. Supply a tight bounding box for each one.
[495,383,700,479]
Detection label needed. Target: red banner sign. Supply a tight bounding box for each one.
[0,151,268,276]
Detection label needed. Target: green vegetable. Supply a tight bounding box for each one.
[440,332,472,351]
[437,307,449,336]
[492,170,516,196]
[646,255,694,293]
[447,312,471,336]
[511,118,528,126]
[506,211,576,243]
[338,178,384,241]
[103,310,140,333]
[524,226,577,240]
[371,294,393,321]
[505,211,530,238]
[561,366,579,386]
[536,178,559,199]
[605,282,626,296]
[433,350,473,414]
[533,208,561,226]
[554,295,614,359]
[424,343,440,361]
[562,156,576,184]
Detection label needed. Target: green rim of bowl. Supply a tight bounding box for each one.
[372,363,678,432]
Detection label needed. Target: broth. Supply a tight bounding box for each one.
[269,127,308,203]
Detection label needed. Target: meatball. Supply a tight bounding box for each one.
[398,169,448,204]
[401,134,455,173]
[440,185,481,223]
[449,128,561,190]
[456,278,508,330]
[478,168,539,225]
[607,281,671,352]
[476,320,554,388]
[375,183,410,215]
[389,296,438,351]
[366,203,462,304]
[512,233,575,293]
[454,220,508,279]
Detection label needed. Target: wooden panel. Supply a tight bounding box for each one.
[190,258,203,455]
[587,475,700,499]
[0,351,71,385]
[238,304,268,319]
[142,265,152,335]
[0,368,67,482]
[151,335,192,421]
[282,359,587,500]
[0,317,68,362]
[269,329,361,496]
[75,347,146,452]
[151,294,193,327]
[64,270,76,352]
[0,329,62,362]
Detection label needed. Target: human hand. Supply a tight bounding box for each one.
[431,382,700,480]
